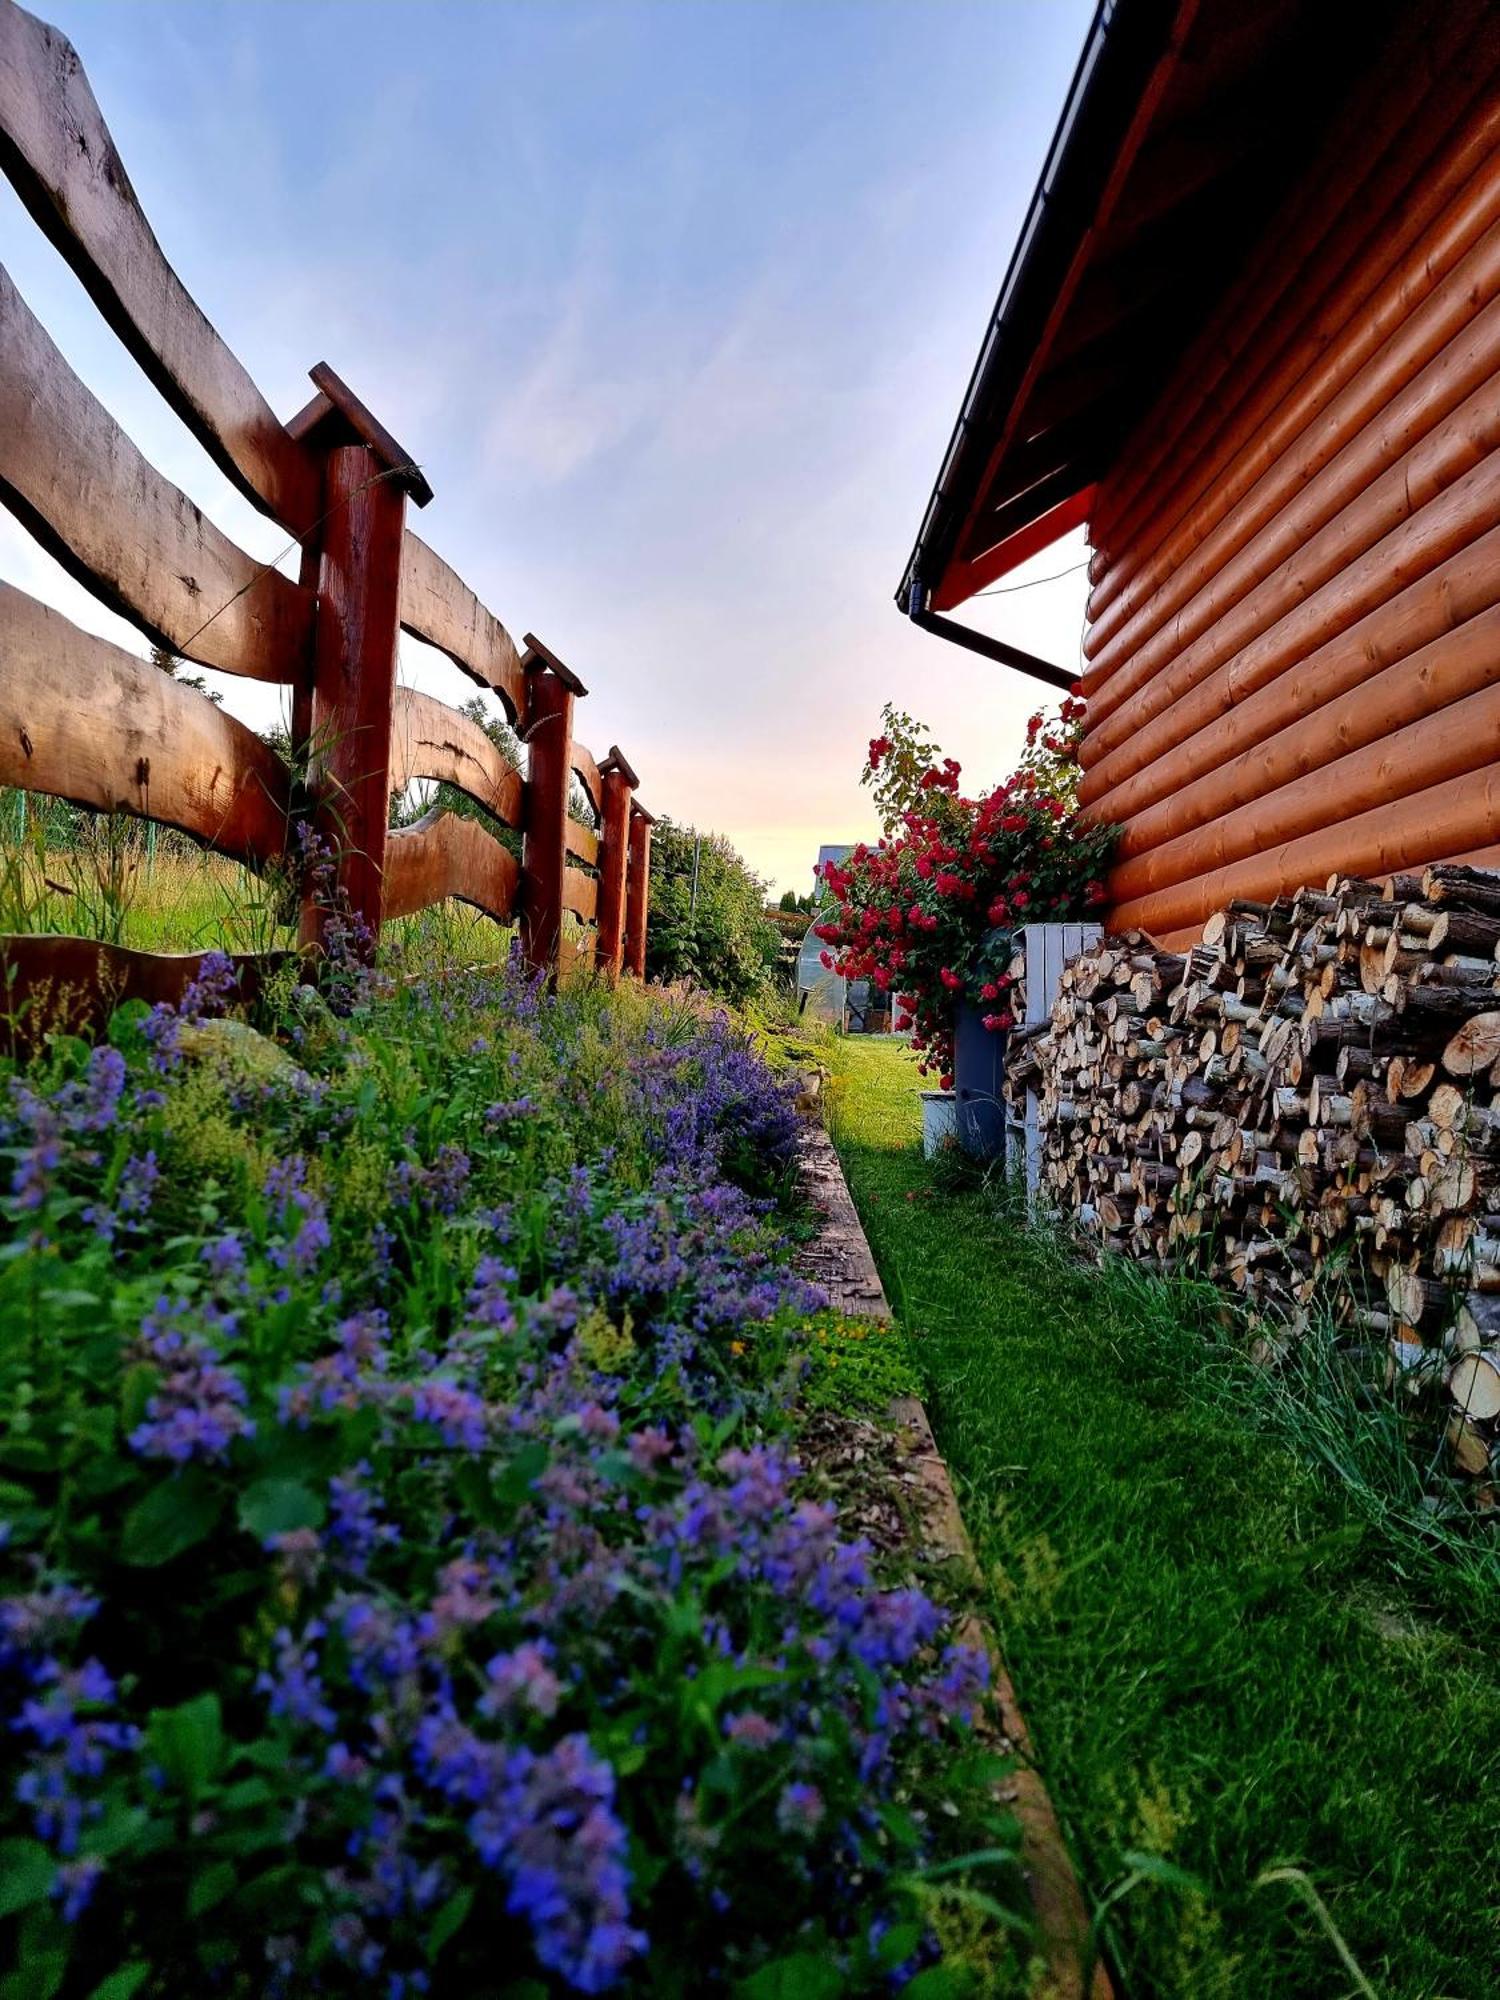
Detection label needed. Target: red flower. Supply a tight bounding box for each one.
[980,982,999,1002]
[981,1011,1014,1033]
[1013,890,1030,910]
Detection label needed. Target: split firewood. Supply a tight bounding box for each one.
[1019,868,1500,1483]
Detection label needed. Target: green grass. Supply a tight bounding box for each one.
[0,813,514,968]
[829,1037,1500,2000]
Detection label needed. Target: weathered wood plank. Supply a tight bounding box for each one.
[565,816,599,866]
[569,741,603,817]
[398,532,526,720]
[389,686,524,827]
[563,866,598,923]
[0,934,293,1050]
[383,809,519,926]
[0,582,290,862]
[0,264,313,680]
[0,0,321,534]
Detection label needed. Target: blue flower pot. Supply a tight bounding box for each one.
[953,1003,1006,1162]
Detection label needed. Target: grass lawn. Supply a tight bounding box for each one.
[829,1036,1500,2000]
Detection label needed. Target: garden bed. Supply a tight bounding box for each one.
[0,953,1040,1996]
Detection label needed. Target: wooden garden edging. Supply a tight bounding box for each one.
[796,1119,1111,2000]
[0,0,657,1018]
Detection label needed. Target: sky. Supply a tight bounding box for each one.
[0,0,1096,896]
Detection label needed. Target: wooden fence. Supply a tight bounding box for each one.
[0,0,656,1024]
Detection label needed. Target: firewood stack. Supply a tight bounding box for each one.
[1020,866,1500,1485]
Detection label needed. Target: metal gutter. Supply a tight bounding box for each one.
[908,602,1075,691]
[896,0,1174,626]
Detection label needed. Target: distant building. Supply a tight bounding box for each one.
[801,843,893,1034]
[813,844,853,902]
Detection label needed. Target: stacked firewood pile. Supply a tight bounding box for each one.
[1008,866,1500,1486]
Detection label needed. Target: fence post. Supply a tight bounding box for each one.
[595,746,638,980]
[624,802,654,978]
[520,634,585,977]
[289,366,432,955]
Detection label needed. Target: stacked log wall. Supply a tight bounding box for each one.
[1079,7,1500,944]
[1012,870,1500,1492]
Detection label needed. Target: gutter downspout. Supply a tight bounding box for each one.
[906,581,1076,693]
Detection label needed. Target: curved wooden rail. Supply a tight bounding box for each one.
[383,809,519,926]
[563,866,598,923]
[0,934,294,1047]
[0,0,321,536]
[0,266,312,680]
[570,741,603,818]
[565,817,599,866]
[0,583,291,863]
[398,533,526,721]
[390,686,523,827]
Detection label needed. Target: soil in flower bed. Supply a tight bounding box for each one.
[0,953,1043,1997]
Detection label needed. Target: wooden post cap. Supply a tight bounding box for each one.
[287,362,433,507]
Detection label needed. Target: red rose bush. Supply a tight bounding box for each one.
[814,701,1115,1080]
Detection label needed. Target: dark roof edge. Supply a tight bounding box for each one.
[895,0,1175,612]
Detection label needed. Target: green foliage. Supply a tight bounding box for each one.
[830,1037,1500,2000]
[646,819,781,1004]
[0,966,1024,1994]
[799,1312,922,1416]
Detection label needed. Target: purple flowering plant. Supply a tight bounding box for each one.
[0,951,1027,1994]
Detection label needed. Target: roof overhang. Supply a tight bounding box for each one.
[900,0,1395,617]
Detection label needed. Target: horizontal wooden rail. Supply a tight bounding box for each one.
[569,742,603,818]
[0,0,322,536]
[398,533,526,721]
[563,867,598,922]
[0,264,312,680]
[0,0,659,993]
[390,685,523,827]
[565,817,599,866]
[0,584,291,863]
[383,809,520,927]
[0,935,295,1047]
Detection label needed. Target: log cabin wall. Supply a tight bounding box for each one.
[1077,9,1500,950]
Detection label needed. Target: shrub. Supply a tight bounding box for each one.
[0,956,1020,1994]
[645,822,781,1005]
[813,704,1115,1082]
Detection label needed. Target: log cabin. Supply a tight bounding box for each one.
[899,0,1500,949]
